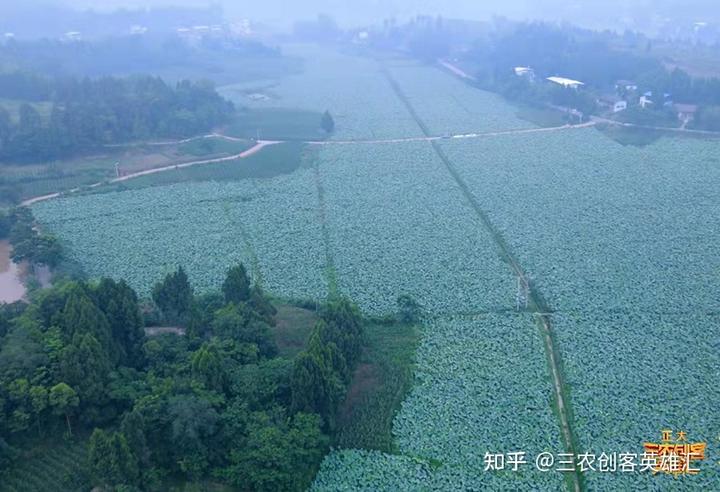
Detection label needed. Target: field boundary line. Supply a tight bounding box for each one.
[222,200,264,287]
[381,61,584,492]
[312,156,340,299]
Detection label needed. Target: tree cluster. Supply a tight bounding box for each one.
[0,74,234,163]
[0,263,361,491]
[5,207,62,268]
[290,299,364,432]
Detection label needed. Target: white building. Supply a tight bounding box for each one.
[547,76,584,90]
[599,95,628,113]
[130,25,148,35]
[514,66,535,80]
[63,31,82,42]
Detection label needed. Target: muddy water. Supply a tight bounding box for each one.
[0,240,26,303]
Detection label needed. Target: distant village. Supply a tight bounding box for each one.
[2,19,256,47]
[513,66,698,125]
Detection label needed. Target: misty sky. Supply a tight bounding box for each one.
[3,0,719,29]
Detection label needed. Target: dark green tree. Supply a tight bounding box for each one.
[28,385,48,436]
[220,411,328,491]
[88,428,140,487]
[222,264,251,304]
[94,278,145,367]
[151,266,193,324]
[167,395,219,480]
[320,110,335,133]
[319,298,363,368]
[191,340,225,391]
[49,382,79,435]
[397,294,424,324]
[120,410,150,467]
[212,304,277,358]
[60,333,111,413]
[248,284,277,324]
[61,287,114,357]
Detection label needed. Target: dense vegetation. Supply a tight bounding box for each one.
[0,73,234,163]
[364,18,720,127]
[0,34,281,79]
[467,23,720,126]
[1,208,62,268]
[0,263,365,491]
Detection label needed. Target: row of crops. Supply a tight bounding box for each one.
[1,439,88,492]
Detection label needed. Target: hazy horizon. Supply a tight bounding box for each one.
[2,0,719,31]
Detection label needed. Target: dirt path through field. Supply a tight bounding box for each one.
[20,141,279,207]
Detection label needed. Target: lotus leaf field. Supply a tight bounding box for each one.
[29,44,720,491]
[384,59,534,136]
[220,45,423,141]
[33,171,329,301]
[318,142,515,316]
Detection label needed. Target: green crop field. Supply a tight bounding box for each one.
[224,108,328,141]
[28,44,720,491]
[438,129,720,490]
[1,439,88,492]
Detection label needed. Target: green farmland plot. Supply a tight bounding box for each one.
[436,129,720,489]
[318,142,516,317]
[384,59,535,136]
[439,129,720,314]
[314,315,566,491]
[393,314,565,490]
[312,449,434,491]
[25,42,720,491]
[553,312,720,491]
[33,171,328,301]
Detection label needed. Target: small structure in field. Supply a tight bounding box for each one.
[247,93,270,101]
[63,31,82,42]
[547,76,584,90]
[130,25,148,35]
[598,95,628,113]
[616,80,638,92]
[674,103,699,123]
[639,93,654,108]
[514,66,536,81]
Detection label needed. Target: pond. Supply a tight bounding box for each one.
[0,240,26,303]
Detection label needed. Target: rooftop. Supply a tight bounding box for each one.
[547,76,584,88]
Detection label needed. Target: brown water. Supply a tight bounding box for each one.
[0,240,26,303]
